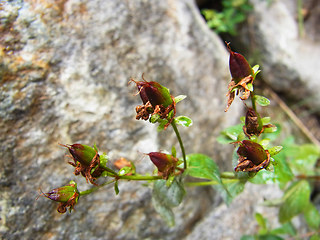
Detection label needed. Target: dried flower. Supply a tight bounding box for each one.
[243,108,275,138]
[147,152,182,179]
[60,143,104,185]
[225,43,254,112]
[130,74,176,129]
[38,181,79,213]
[234,140,270,172]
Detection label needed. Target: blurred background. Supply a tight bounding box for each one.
[1,0,319,239]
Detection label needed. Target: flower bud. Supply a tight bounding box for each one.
[61,144,98,166]
[237,140,267,166]
[227,43,253,82]
[147,152,178,178]
[60,143,102,185]
[39,181,79,213]
[131,78,173,108]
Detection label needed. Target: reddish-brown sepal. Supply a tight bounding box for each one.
[234,140,270,172]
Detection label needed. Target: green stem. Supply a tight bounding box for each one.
[79,174,162,196]
[220,171,237,179]
[80,179,116,196]
[185,172,237,187]
[99,165,119,176]
[171,120,187,169]
[250,92,257,113]
[117,175,162,181]
[250,91,264,130]
[297,0,304,37]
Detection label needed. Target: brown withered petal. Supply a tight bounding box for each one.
[114,157,132,169]
[243,108,260,137]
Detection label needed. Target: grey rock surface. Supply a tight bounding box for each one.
[0,0,244,240]
[239,0,320,111]
[185,183,284,240]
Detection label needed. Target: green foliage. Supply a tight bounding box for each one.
[185,153,221,182]
[279,180,311,223]
[152,178,186,226]
[254,95,271,107]
[175,116,193,127]
[42,45,320,239]
[202,0,253,35]
[217,123,244,143]
[216,178,246,205]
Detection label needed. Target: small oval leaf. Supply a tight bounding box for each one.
[175,116,193,127]
[268,146,283,156]
[174,95,187,104]
[255,95,271,106]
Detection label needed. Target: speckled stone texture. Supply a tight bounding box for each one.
[0,0,243,239]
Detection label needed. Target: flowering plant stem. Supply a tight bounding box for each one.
[80,179,116,196]
[80,175,163,196]
[185,171,237,187]
[171,120,187,169]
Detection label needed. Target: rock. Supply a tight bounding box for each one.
[0,0,243,239]
[238,0,320,112]
[185,183,284,240]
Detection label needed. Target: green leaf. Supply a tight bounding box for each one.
[240,236,255,240]
[150,113,160,123]
[157,119,168,132]
[303,202,320,230]
[252,65,260,74]
[118,167,131,176]
[175,116,193,127]
[114,181,119,195]
[217,124,243,144]
[279,180,311,223]
[255,95,271,106]
[152,178,186,226]
[214,179,246,205]
[268,146,283,157]
[255,213,267,233]
[174,95,187,104]
[171,146,176,158]
[259,139,270,148]
[247,83,253,92]
[310,235,320,240]
[257,235,284,240]
[153,178,185,208]
[270,222,296,236]
[289,144,320,175]
[261,117,271,125]
[152,196,175,226]
[100,153,108,167]
[273,155,294,184]
[185,154,221,182]
[249,169,275,184]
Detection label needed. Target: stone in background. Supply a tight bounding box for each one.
[1,0,245,239]
[239,0,320,112]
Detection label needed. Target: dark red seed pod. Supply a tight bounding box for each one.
[238,140,268,165]
[147,152,176,172]
[244,108,261,136]
[227,43,253,82]
[131,77,173,108]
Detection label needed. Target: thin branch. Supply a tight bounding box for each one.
[265,87,320,148]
